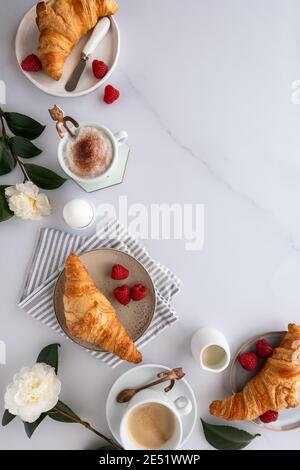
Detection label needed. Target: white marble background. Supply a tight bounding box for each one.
[1,0,300,450]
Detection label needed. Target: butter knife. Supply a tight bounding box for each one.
[65,17,111,92]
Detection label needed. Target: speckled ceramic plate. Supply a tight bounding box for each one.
[53,249,156,351]
[229,330,300,431]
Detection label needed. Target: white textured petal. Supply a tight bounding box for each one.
[16,182,39,198]
[36,193,52,217]
[19,408,41,423]
[5,186,18,197]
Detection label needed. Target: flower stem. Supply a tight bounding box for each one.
[9,142,30,182]
[51,407,123,450]
[0,109,30,182]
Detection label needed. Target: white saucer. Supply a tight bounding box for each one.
[106,364,198,449]
[15,5,120,97]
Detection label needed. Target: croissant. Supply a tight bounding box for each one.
[36,0,119,80]
[63,253,142,364]
[210,323,300,421]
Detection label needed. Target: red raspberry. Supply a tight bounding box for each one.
[131,284,148,301]
[111,264,129,281]
[114,285,130,306]
[92,60,108,79]
[259,410,279,423]
[104,84,120,104]
[238,352,258,371]
[21,54,42,72]
[256,339,273,358]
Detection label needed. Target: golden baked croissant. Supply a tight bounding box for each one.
[36,0,119,80]
[63,253,142,364]
[210,323,300,421]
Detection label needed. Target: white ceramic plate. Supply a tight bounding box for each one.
[106,364,198,449]
[15,5,120,97]
[230,331,300,431]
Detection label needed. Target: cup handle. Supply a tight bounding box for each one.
[114,130,128,145]
[173,396,193,416]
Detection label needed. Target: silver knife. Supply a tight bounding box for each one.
[65,17,111,92]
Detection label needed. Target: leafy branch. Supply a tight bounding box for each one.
[49,402,122,450]
[0,108,67,222]
[0,111,29,181]
[2,344,122,450]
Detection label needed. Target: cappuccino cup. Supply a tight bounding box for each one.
[57,121,128,184]
[120,389,192,450]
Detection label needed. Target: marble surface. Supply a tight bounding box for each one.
[0,0,300,450]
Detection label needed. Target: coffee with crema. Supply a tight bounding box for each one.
[127,403,176,449]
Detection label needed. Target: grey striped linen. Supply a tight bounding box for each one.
[19,219,181,368]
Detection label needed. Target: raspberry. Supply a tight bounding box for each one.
[114,285,130,305]
[104,84,120,104]
[21,54,42,72]
[259,410,279,423]
[92,60,108,79]
[111,264,129,281]
[238,352,258,371]
[256,339,273,358]
[131,284,148,301]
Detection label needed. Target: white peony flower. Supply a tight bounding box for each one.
[4,363,61,423]
[5,181,51,220]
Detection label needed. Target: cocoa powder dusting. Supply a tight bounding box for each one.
[71,133,105,177]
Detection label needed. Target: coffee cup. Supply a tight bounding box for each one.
[120,389,192,450]
[190,327,231,373]
[57,121,128,184]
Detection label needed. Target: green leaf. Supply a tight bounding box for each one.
[24,164,66,190]
[201,419,260,450]
[48,401,80,423]
[10,136,42,158]
[0,185,14,222]
[3,112,45,140]
[2,410,16,426]
[36,343,60,373]
[24,413,47,438]
[0,137,16,175]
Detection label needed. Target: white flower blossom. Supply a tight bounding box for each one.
[5,181,51,220]
[4,363,61,423]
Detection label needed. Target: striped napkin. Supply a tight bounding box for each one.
[19,219,180,367]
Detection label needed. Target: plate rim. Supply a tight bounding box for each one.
[53,247,157,352]
[105,363,198,448]
[15,5,120,98]
[229,330,300,432]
